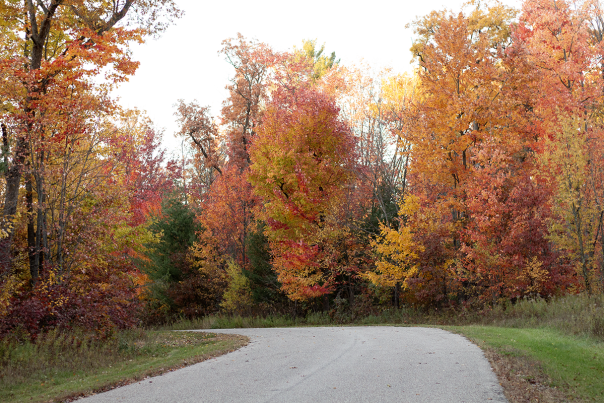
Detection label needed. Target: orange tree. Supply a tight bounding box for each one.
[249,85,356,301]
[369,0,578,306]
[516,0,604,293]
[0,0,181,279]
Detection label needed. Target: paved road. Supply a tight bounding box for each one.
[79,326,507,403]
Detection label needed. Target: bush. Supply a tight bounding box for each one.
[221,260,253,315]
[0,265,140,340]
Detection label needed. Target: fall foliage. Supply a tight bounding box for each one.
[0,0,182,336]
[3,0,604,338]
[249,84,356,300]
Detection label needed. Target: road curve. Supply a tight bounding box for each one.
[79,326,506,403]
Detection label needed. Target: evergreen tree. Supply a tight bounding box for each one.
[137,196,201,320]
[243,222,284,306]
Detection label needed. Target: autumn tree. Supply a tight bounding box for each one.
[174,36,279,275]
[515,0,604,293]
[459,140,570,303]
[123,124,180,227]
[174,100,224,182]
[0,1,182,336]
[367,0,576,305]
[249,85,356,301]
[400,2,524,303]
[0,113,161,336]
[539,117,604,293]
[0,0,181,278]
[221,34,277,170]
[407,2,519,205]
[367,195,423,301]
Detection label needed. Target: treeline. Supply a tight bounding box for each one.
[2,0,604,338]
[0,0,182,337]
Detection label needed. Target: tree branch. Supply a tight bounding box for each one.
[36,0,49,14]
[188,131,223,175]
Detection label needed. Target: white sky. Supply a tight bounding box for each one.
[112,0,523,154]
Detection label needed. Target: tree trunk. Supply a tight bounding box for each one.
[0,136,28,267]
[573,203,592,294]
[0,0,67,265]
[322,294,329,312]
[0,1,47,268]
[600,214,604,290]
[34,166,46,277]
[26,173,38,285]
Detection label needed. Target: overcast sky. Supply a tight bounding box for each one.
[112,0,523,154]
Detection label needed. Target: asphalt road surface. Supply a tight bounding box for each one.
[79,326,507,403]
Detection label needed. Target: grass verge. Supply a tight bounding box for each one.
[0,330,248,403]
[447,326,604,402]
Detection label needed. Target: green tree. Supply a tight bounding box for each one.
[243,222,284,306]
[145,197,199,282]
[293,39,339,81]
[138,196,201,319]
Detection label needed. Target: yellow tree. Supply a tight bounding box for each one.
[367,195,424,289]
[539,117,604,293]
[292,39,339,82]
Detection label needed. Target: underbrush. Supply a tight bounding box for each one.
[3,293,601,402]
[455,293,604,341]
[1,328,168,386]
[159,293,604,342]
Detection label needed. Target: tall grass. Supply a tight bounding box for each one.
[472,293,604,341]
[160,293,604,342]
[0,328,215,392]
[1,329,132,386]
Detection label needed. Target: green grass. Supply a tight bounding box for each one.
[448,326,604,402]
[0,329,247,403]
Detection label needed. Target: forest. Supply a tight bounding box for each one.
[1,0,604,339]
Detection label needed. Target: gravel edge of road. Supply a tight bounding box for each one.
[450,332,572,403]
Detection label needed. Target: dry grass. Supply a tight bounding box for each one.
[0,329,248,403]
[162,293,604,342]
